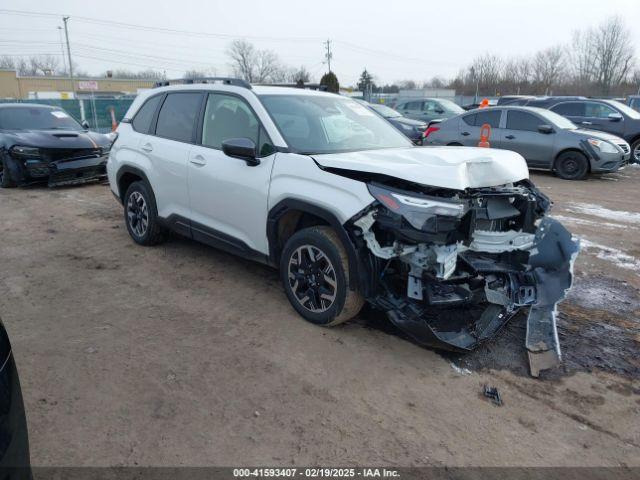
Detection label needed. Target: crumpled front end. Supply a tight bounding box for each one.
[2,145,108,187]
[348,179,579,377]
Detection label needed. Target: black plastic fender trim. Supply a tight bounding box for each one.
[267,199,367,294]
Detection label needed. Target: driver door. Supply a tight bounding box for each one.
[187,92,277,256]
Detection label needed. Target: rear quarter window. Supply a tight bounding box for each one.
[132,95,162,134]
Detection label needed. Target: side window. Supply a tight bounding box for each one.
[202,93,274,156]
[423,100,438,112]
[404,101,422,111]
[584,102,617,119]
[132,95,162,133]
[462,113,476,126]
[474,110,501,128]
[506,111,542,131]
[155,93,202,143]
[551,102,585,117]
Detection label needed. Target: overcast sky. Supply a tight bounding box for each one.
[1,0,639,86]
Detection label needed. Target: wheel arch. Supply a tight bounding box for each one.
[267,199,365,294]
[115,165,152,204]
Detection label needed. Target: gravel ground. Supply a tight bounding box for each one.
[0,167,638,467]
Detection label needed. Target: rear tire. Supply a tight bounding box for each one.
[0,157,17,188]
[555,151,589,180]
[123,181,165,246]
[280,226,364,327]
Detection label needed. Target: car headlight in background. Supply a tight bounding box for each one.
[10,146,41,159]
[587,138,618,154]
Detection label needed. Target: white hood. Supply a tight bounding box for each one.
[313,146,529,190]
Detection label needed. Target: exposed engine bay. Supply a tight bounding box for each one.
[347,178,580,377]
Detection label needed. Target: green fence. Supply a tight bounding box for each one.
[0,98,135,133]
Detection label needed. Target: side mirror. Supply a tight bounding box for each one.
[81,120,90,130]
[608,112,623,122]
[222,138,260,166]
[538,124,554,134]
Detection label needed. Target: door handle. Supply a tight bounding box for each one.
[141,143,153,152]
[190,154,206,166]
[581,121,592,125]
[461,131,470,136]
[505,135,515,140]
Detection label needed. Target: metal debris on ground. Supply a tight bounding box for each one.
[483,385,503,406]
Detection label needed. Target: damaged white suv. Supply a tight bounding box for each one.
[108,79,579,376]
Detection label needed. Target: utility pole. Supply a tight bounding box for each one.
[324,39,332,73]
[57,26,68,76]
[62,16,76,99]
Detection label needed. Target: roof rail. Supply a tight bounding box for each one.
[153,77,252,89]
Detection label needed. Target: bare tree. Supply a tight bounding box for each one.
[227,39,257,82]
[254,49,282,83]
[288,66,311,84]
[226,39,286,83]
[590,16,635,95]
[183,68,216,79]
[532,46,565,94]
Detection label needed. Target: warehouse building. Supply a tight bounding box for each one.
[0,69,155,99]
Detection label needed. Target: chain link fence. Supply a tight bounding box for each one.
[0,97,135,133]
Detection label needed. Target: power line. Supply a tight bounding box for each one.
[0,8,323,43]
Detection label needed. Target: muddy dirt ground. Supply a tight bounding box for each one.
[0,167,639,467]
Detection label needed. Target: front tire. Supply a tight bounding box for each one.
[555,151,589,180]
[631,138,640,164]
[280,226,364,327]
[124,181,165,246]
[0,157,17,188]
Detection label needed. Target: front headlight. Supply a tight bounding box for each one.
[10,145,41,159]
[368,184,468,230]
[588,138,618,154]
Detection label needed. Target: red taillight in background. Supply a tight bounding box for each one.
[423,126,440,139]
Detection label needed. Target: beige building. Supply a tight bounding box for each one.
[0,69,156,99]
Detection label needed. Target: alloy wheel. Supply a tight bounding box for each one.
[287,245,337,313]
[634,143,640,163]
[127,191,149,238]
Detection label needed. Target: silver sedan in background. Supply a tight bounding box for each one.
[424,106,630,179]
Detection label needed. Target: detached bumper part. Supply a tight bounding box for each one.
[525,218,580,377]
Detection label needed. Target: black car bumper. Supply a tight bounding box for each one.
[4,154,107,187]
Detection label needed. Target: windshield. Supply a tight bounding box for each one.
[260,94,412,154]
[0,106,83,131]
[437,99,464,113]
[369,104,402,118]
[537,109,577,129]
[607,100,640,119]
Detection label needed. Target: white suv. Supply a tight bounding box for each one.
[107,78,579,376]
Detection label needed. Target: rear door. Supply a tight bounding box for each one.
[497,110,555,167]
[458,109,502,146]
[146,91,204,223]
[398,101,423,120]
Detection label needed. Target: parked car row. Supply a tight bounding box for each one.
[424,106,631,179]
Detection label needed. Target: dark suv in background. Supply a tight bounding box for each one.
[526,97,640,162]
